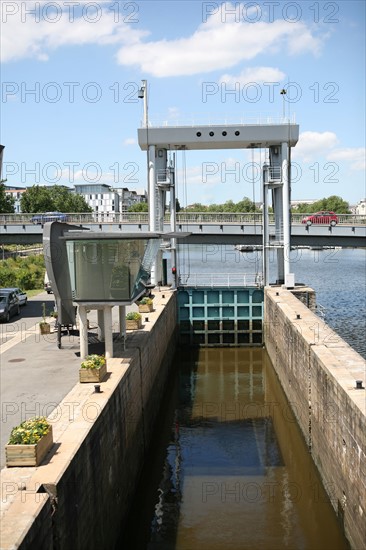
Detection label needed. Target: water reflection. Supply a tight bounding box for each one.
[120,348,349,550]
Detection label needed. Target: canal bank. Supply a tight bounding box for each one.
[0,289,178,550]
[265,287,366,550]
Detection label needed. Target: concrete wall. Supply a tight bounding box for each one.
[0,290,178,550]
[264,287,366,550]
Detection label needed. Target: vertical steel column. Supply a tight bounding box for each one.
[262,163,269,286]
[148,145,157,284]
[148,145,156,231]
[281,141,291,283]
[170,157,177,288]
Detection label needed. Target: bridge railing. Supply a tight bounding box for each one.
[1,212,365,226]
[178,273,264,288]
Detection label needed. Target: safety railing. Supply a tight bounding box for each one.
[178,273,264,288]
[143,113,297,128]
[1,212,365,226]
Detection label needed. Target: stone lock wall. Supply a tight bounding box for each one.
[264,287,366,550]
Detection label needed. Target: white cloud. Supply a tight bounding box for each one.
[219,67,286,86]
[2,2,325,74]
[116,8,323,77]
[123,138,137,146]
[292,131,339,163]
[293,132,365,171]
[1,1,147,63]
[326,148,366,170]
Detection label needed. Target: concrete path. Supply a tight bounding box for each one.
[0,291,137,469]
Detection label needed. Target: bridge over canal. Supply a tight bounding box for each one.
[1,212,365,248]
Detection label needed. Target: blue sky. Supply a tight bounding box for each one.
[1,0,365,207]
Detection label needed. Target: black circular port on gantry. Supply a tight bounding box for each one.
[196,132,202,137]
[235,131,240,136]
[222,131,227,136]
[209,131,215,136]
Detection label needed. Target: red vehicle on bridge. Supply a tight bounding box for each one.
[302,211,338,226]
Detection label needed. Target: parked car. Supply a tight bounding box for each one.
[1,287,28,306]
[44,272,53,294]
[301,211,338,226]
[31,212,68,224]
[0,291,20,322]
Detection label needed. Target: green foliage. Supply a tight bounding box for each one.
[128,202,148,212]
[182,197,260,213]
[20,185,92,213]
[293,196,350,214]
[126,311,142,320]
[0,254,45,289]
[80,354,106,370]
[8,417,51,445]
[41,302,47,323]
[138,297,153,305]
[0,182,15,213]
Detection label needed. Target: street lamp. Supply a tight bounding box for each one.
[138,80,148,127]
[280,88,287,120]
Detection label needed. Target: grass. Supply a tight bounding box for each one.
[26,289,45,298]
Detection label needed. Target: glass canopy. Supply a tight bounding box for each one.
[65,238,160,302]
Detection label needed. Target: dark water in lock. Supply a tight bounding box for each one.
[177,246,366,358]
[119,348,349,550]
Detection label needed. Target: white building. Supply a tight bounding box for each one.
[73,183,146,214]
[74,183,119,214]
[355,199,366,215]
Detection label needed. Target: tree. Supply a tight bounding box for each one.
[128,202,148,212]
[20,185,92,213]
[292,195,350,214]
[0,181,15,213]
[181,197,260,213]
[235,197,260,212]
[314,195,350,214]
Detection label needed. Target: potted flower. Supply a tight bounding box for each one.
[39,302,51,335]
[5,416,53,467]
[126,311,142,330]
[137,297,154,313]
[79,354,107,383]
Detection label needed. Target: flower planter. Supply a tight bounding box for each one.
[39,322,51,335]
[138,303,154,313]
[79,361,107,383]
[5,426,53,467]
[126,318,142,330]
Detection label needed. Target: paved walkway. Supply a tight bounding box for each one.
[0,291,138,469]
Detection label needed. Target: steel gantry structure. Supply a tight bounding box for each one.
[137,81,299,287]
